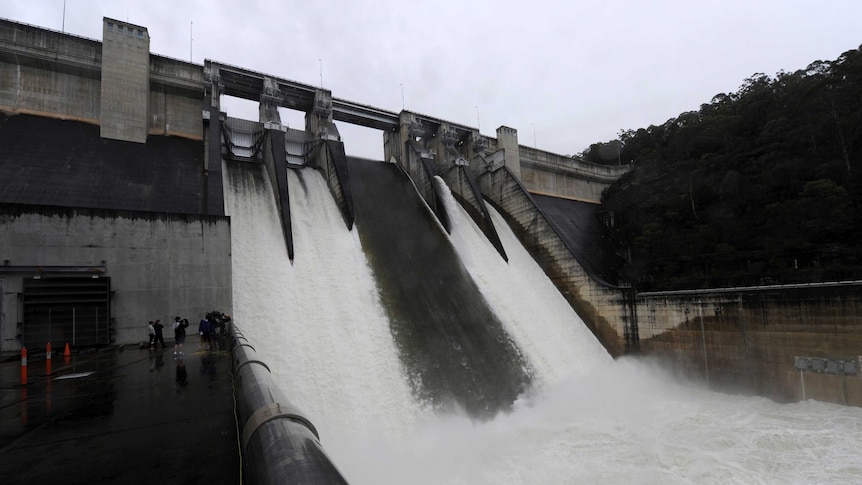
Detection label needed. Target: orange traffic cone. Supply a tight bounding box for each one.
[20,346,27,385]
[63,342,71,363]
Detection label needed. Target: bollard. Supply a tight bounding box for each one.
[46,342,52,376]
[21,346,27,385]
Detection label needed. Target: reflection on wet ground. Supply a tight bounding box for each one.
[0,345,239,483]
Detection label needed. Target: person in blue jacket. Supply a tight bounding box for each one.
[198,315,212,351]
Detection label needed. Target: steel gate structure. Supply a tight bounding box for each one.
[22,276,112,348]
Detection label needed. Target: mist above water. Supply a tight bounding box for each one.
[334,357,862,485]
[224,162,862,484]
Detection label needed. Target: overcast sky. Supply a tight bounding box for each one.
[3,1,861,159]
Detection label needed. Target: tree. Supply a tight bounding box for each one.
[599,45,862,290]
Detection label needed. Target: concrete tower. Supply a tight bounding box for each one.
[496,125,521,178]
[100,18,150,143]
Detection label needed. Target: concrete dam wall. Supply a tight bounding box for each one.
[1,15,860,410]
[0,18,203,142]
[0,204,231,349]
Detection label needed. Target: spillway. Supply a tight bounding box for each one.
[348,159,530,417]
[223,161,419,440]
[224,159,862,484]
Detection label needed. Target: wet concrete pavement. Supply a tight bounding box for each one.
[0,344,240,484]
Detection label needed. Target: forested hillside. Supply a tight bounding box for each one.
[599,45,862,290]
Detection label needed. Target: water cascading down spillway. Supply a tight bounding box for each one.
[348,158,532,417]
[226,152,533,417]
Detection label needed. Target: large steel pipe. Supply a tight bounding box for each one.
[231,327,348,484]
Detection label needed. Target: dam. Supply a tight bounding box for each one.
[1,15,862,483]
[222,154,861,483]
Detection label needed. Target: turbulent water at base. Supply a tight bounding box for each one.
[224,162,862,484]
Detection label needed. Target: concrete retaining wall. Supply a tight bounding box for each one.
[637,284,862,406]
[519,146,628,202]
[0,204,232,352]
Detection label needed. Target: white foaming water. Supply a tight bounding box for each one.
[436,177,612,387]
[226,164,862,484]
[223,165,419,440]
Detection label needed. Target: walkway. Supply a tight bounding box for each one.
[0,344,240,484]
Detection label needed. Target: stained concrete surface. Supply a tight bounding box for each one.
[0,344,239,484]
[0,113,205,214]
[531,193,625,286]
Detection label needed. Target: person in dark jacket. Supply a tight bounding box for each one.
[153,319,166,350]
[198,315,212,351]
[173,317,189,357]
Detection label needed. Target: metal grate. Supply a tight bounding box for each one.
[22,276,112,348]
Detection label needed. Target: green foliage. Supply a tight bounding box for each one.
[601,45,862,290]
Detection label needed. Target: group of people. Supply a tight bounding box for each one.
[146,311,231,357]
[196,312,230,352]
[147,317,189,356]
[146,320,167,350]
